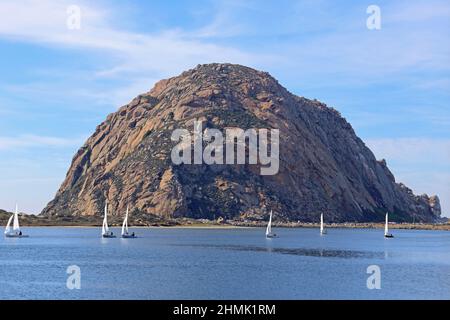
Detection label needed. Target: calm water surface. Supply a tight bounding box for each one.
[0,227,449,299]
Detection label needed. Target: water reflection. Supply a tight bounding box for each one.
[176,244,384,259]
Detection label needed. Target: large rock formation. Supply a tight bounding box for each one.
[41,63,441,222]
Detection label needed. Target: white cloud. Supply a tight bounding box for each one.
[366,138,450,164]
[408,104,450,128]
[0,0,262,77]
[366,138,450,217]
[389,0,450,22]
[412,78,450,91]
[1,0,449,82]
[264,1,450,89]
[0,0,272,109]
[1,0,448,97]
[187,0,258,39]
[3,76,160,108]
[0,134,83,150]
[0,0,449,217]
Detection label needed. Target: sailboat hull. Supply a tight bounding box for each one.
[121,234,137,238]
[5,233,28,238]
[266,233,277,238]
[102,233,116,238]
[384,234,394,238]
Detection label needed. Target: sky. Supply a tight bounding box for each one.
[0,0,448,216]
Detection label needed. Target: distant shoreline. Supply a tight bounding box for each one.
[1,211,448,231]
[19,224,249,229]
[5,221,450,231]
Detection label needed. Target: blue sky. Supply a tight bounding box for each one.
[0,0,449,216]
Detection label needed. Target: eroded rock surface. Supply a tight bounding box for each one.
[41,63,441,222]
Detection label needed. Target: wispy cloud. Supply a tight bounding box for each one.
[0,0,448,216]
[389,0,450,22]
[0,134,84,150]
[366,137,450,216]
[2,0,449,80]
[3,76,160,109]
[0,0,262,76]
[366,138,450,164]
[0,0,271,108]
[187,0,259,39]
[1,0,448,96]
[265,0,450,90]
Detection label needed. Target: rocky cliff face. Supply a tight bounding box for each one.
[41,63,441,222]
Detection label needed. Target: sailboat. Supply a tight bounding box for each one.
[102,202,116,238]
[121,206,136,238]
[265,210,277,238]
[384,212,394,238]
[320,213,327,235]
[4,204,28,238]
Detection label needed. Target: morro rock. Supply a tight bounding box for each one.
[41,63,441,222]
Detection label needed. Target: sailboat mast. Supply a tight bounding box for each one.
[102,202,108,234]
[122,206,129,235]
[266,210,272,235]
[13,203,20,231]
[320,213,324,232]
[125,206,129,233]
[385,213,389,235]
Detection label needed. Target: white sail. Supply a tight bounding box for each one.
[384,213,389,236]
[13,204,20,231]
[102,202,109,235]
[4,215,13,234]
[266,210,273,236]
[121,206,129,236]
[320,213,324,233]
